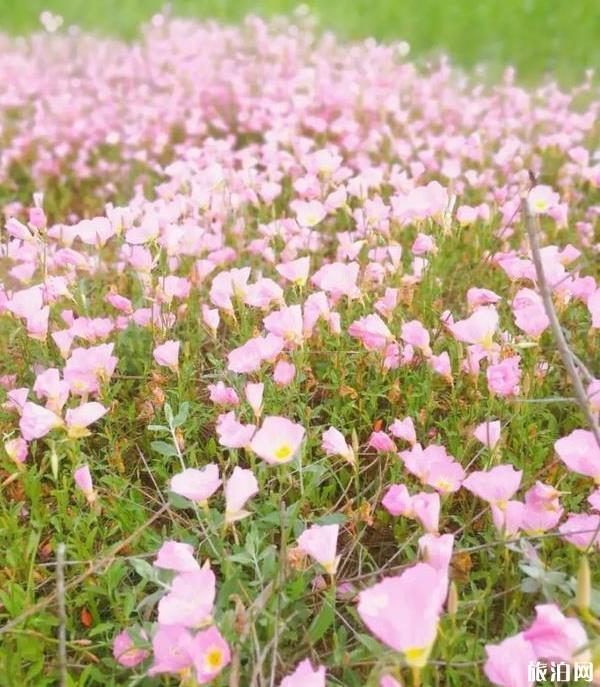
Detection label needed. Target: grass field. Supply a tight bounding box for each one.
[0,4,599,687]
[0,0,598,82]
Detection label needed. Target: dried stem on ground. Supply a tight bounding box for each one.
[522,198,600,448]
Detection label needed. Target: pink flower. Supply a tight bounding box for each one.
[250,416,305,464]
[588,380,600,413]
[400,320,431,356]
[225,466,259,523]
[303,291,332,334]
[467,287,501,309]
[33,368,69,413]
[512,288,549,337]
[559,513,600,550]
[456,205,478,225]
[276,257,310,286]
[4,436,28,464]
[280,658,326,687]
[473,420,501,449]
[112,630,149,668]
[523,604,589,663]
[293,200,326,227]
[428,352,452,381]
[368,431,396,453]
[157,276,191,304]
[65,402,108,438]
[412,491,441,532]
[6,217,35,241]
[5,389,32,415]
[190,625,231,684]
[588,488,600,511]
[106,293,133,314]
[279,658,326,687]
[400,444,464,493]
[382,484,414,517]
[322,426,355,465]
[374,288,399,319]
[74,464,97,505]
[589,289,600,329]
[555,429,600,481]
[486,356,521,397]
[411,233,436,256]
[148,625,194,676]
[490,500,524,536]
[527,185,559,215]
[245,382,264,418]
[264,305,304,345]
[449,307,498,349]
[418,533,454,574]
[389,417,417,445]
[19,401,62,441]
[297,523,340,575]
[208,381,240,406]
[202,305,220,336]
[462,465,522,506]
[153,340,180,372]
[273,360,296,387]
[158,565,215,627]
[484,633,536,687]
[153,541,200,573]
[348,314,393,351]
[170,465,221,503]
[357,563,447,667]
[380,676,403,687]
[424,457,465,494]
[391,181,448,225]
[216,411,256,449]
[311,261,360,302]
[521,482,563,533]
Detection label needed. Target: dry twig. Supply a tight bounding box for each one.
[522,198,600,448]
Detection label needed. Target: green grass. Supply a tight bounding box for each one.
[0,0,598,83]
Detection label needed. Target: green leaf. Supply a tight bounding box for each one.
[308,600,335,643]
[137,588,165,613]
[168,492,193,509]
[173,401,190,427]
[129,558,161,583]
[147,424,168,432]
[150,440,177,457]
[317,513,348,526]
[355,632,384,656]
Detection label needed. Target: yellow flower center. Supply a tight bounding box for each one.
[275,444,292,460]
[404,645,431,668]
[480,333,494,351]
[204,647,224,672]
[68,425,90,439]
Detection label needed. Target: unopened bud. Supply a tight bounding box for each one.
[351,428,359,462]
[447,581,459,617]
[576,555,591,613]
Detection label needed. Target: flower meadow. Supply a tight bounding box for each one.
[0,11,599,687]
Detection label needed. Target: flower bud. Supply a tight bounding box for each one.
[576,555,591,613]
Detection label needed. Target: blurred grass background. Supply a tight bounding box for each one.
[0,0,598,83]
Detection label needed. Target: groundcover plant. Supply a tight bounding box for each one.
[0,10,599,687]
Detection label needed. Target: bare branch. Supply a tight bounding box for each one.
[56,543,68,687]
[522,198,600,447]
